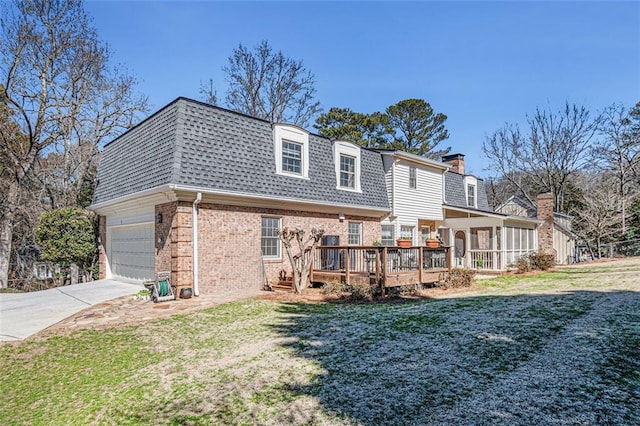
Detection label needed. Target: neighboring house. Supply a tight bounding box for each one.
[497,195,576,264]
[89,98,389,293]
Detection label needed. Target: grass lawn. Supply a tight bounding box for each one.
[1,259,639,425]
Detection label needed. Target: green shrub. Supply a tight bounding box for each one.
[441,268,476,289]
[35,207,97,281]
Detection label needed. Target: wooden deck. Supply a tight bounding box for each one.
[310,246,451,291]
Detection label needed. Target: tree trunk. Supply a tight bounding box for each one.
[0,181,19,288]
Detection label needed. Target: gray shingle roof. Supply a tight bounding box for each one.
[93,98,389,210]
[443,172,492,211]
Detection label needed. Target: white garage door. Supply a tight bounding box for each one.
[109,224,155,282]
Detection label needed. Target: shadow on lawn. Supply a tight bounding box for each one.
[269,289,640,425]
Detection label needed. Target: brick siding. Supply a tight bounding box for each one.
[98,216,107,279]
[536,193,557,258]
[195,203,381,293]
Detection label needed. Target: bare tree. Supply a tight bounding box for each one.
[199,78,218,106]
[0,0,148,288]
[483,103,601,213]
[277,227,324,294]
[593,103,640,233]
[571,173,622,257]
[222,41,321,126]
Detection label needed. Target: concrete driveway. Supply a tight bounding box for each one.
[0,279,143,341]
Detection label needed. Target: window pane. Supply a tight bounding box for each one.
[381,225,395,246]
[528,229,535,250]
[514,228,521,250]
[439,228,450,246]
[340,154,355,188]
[421,226,430,242]
[400,225,414,242]
[261,217,281,257]
[348,222,361,245]
[467,184,475,207]
[282,140,302,174]
[409,166,417,189]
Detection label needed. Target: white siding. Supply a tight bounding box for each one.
[393,160,444,222]
[554,226,575,264]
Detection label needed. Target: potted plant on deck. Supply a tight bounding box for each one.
[396,236,412,248]
[425,238,440,248]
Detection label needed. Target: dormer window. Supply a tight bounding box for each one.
[467,183,476,207]
[274,124,309,179]
[334,141,361,192]
[340,154,356,188]
[282,140,302,174]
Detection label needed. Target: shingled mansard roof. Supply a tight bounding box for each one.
[443,172,492,212]
[92,97,389,211]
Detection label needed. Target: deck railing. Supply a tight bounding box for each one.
[311,246,450,289]
[464,249,537,271]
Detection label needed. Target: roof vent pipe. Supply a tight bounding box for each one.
[192,192,202,296]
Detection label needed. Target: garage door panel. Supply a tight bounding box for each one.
[109,223,155,282]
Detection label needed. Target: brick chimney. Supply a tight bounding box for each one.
[441,153,465,174]
[536,193,556,258]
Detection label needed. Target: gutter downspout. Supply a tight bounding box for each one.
[192,192,202,296]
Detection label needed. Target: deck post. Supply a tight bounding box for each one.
[418,247,424,283]
[381,247,387,295]
[344,247,350,285]
[375,248,381,287]
[446,247,452,271]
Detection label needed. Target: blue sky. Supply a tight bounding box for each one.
[86,1,639,177]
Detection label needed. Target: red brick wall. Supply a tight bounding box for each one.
[195,203,382,293]
[155,202,194,287]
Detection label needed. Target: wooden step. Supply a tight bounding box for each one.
[271,280,294,293]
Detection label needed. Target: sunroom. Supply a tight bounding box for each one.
[441,206,541,271]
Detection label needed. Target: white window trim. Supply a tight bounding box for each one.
[409,166,417,189]
[464,176,478,208]
[334,141,362,192]
[274,124,309,179]
[400,224,415,244]
[261,216,282,259]
[348,221,362,245]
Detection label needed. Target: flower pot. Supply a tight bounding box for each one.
[397,239,412,248]
[425,240,439,248]
[179,287,193,299]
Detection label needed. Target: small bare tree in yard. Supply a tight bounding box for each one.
[277,227,324,294]
[0,0,148,288]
